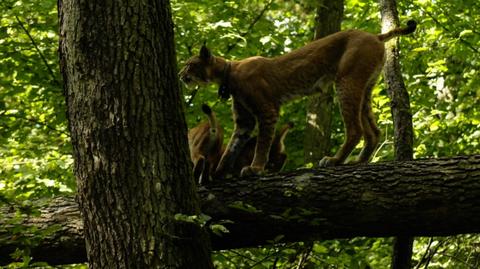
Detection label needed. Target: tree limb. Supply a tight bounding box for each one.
[406,0,479,54]
[14,15,61,86]
[226,0,274,53]
[0,113,69,135]
[1,155,480,265]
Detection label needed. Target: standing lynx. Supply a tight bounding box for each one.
[180,21,416,177]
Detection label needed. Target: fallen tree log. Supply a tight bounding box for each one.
[1,155,480,265]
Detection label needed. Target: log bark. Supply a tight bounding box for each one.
[1,155,480,265]
[0,198,85,265]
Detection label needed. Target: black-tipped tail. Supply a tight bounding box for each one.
[201,104,212,115]
[405,20,417,34]
[201,104,218,130]
[377,19,417,42]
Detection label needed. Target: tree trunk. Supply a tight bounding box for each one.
[2,155,480,265]
[380,2,414,162]
[304,0,343,163]
[379,0,416,267]
[58,0,213,268]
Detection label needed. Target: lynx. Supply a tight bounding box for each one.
[180,21,416,177]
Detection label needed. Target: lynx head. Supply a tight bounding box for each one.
[179,45,216,85]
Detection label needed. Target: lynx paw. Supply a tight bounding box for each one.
[318,156,340,167]
[240,166,263,177]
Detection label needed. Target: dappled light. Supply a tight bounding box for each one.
[1,0,479,268]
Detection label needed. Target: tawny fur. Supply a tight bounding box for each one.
[188,104,224,184]
[188,106,291,181]
[180,21,416,178]
[231,122,293,176]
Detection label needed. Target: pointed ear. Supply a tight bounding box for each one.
[199,45,212,62]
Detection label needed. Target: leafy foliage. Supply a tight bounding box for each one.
[0,1,73,267]
[0,0,73,201]
[1,0,479,267]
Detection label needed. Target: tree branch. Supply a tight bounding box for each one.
[14,15,62,86]
[226,0,274,53]
[406,1,479,54]
[0,113,68,135]
[1,155,480,265]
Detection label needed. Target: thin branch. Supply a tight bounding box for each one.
[415,237,433,269]
[422,238,446,269]
[372,125,393,160]
[14,15,62,86]
[406,1,479,53]
[226,0,274,53]
[438,253,478,269]
[245,243,296,269]
[185,85,199,107]
[0,113,69,136]
[272,255,280,269]
[228,249,256,262]
[215,252,241,269]
[296,242,314,269]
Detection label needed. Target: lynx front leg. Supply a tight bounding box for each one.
[240,112,278,177]
[215,101,255,179]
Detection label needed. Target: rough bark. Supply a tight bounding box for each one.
[379,0,416,267]
[58,0,213,268]
[0,198,85,265]
[380,2,414,162]
[2,155,480,265]
[304,0,343,163]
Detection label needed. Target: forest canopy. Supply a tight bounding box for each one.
[0,0,479,268]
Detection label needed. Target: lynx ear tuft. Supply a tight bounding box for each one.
[200,44,212,62]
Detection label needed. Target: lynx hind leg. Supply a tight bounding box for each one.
[347,71,382,165]
[319,78,364,167]
[352,93,381,164]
